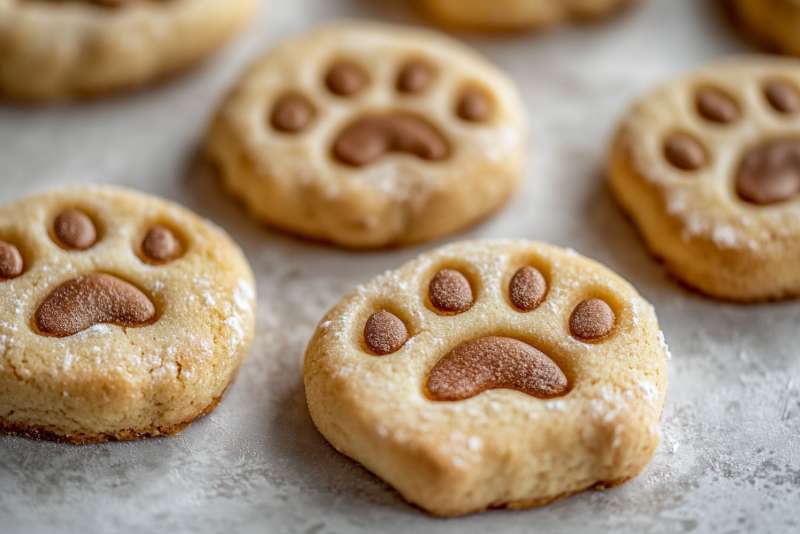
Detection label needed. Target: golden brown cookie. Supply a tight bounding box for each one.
[730,0,800,56]
[609,57,800,301]
[0,186,256,443]
[418,0,637,32]
[0,0,257,101]
[304,240,668,516]
[206,21,526,249]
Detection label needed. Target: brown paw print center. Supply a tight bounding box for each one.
[53,209,97,250]
[332,112,449,167]
[569,298,615,341]
[141,225,182,264]
[428,268,473,314]
[360,256,621,403]
[456,86,493,122]
[325,60,369,96]
[736,137,800,205]
[270,57,497,167]
[509,266,547,312]
[0,240,24,280]
[396,60,435,94]
[34,273,156,337]
[271,93,316,133]
[664,132,707,172]
[764,80,800,115]
[426,336,568,401]
[364,310,409,355]
[695,86,740,124]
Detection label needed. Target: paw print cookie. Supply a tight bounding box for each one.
[730,0,800,56]
[304,240,668,516]
[0,186,256,443]
[609,57,800,301]
[206,22,526,249]
[418,0,637,32]
[0,0,256,101]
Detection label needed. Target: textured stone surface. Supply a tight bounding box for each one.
[0,0,798,532]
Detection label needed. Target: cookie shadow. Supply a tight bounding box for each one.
[577,170,697,305]
[175,147,351,258]
[267,379,414,514]
[0,430,184,504]
[176,148,266,243]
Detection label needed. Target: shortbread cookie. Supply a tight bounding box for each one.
[419,0,636,32]
[206,22,526,249]
[0,186,256,443]
[304,240,668,516]
[609,57,800,301]
[0,0,257,101]
[730,0,800,56]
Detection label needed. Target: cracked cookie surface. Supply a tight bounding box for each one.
[0,0,256,101]
[419,0,637,32]
[609,57,800,301]
[304,240,668,516]
[206,21,526,249]
[0,186,256,443]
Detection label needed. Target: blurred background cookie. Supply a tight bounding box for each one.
[418,0,637,32]
[729,0,800,56]
[0,0,257,101]
[206,21,526,249]
[0,186,256,443]
[609,57,800,301]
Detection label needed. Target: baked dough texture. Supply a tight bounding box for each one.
[731,0,800,56]
[304,240,668,516]
[419,0,636,31]
[0,185,256,443]
[609,57,800,301]
[0,0,257,101]
[206,21,526,249]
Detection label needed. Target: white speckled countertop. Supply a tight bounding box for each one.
[1,1,798,533]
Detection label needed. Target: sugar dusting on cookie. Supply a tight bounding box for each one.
[0,186,256,442]
[304,240,668,514]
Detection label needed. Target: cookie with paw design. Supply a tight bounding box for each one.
[0,0,256,101]
[419,0,637,32]
[0,186,256,443]
[730,0,800,56]
[304,240,668,516]
[610,57,800,301]
[206,22,526,249]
